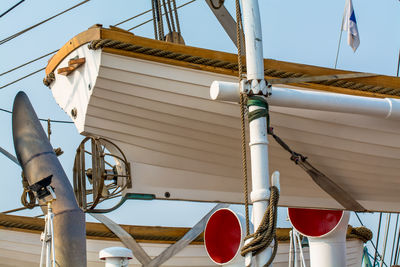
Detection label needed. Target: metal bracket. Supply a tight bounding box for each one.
[240,79,271,96]
[205,0,245,53]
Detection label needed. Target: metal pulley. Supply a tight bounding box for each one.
[73,136,132,212]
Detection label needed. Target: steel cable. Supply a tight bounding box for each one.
[0,0,25,18]
[0,0,90,46]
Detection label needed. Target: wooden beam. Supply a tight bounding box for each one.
[68,57,86,68]
[57,66,75,76]
[45,26,400,96]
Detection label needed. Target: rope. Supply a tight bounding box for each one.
[347,225,373,243]
[151,0,158,40]
[241,186,280,267]
[240,96,279,266]
[43,72,55,87]
[156,0,165,40]
[162,0,173,33]
[167,0,176,32]
[84,38,399,97]
[47,119,51,141]
[20,173,36,209]
[247,96,366,211]
[234,0,250,238]
[171,0,181,34]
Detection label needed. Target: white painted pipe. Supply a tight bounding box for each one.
[248,104,272,267]
[241,0,264,80]
[307,211,350,267]
[210,81,400,120]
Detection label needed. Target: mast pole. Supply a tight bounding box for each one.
[211,0,276,265]
[396,48,400,77]
[240,0,272,266]
[334,0,349,69]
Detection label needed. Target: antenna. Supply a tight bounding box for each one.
[397,48,400,77]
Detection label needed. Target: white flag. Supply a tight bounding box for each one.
[342,0,360,52]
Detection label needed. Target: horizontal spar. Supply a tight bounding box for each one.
[210,81,400,120]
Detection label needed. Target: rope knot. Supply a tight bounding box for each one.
[240,186,279,266]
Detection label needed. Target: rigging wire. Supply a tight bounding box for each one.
[374,213,384,267]
[0,50,57,77]
[171,0,181,34]
[0,0,90,46]
[114,7,154,27]
[151,0,158,39]
[162,0,173,33]
[0,67,45,90]
[0,0,25,18]
[380,213,391,267]
[397,48,400,77]
[0,107,73,124]
[167,0,176,32]
[1,206,39,214]
[394,221,400,264]
[0,1,195,91]
[127,0,195,31]
[355,212,389,267]
[156,0,165,40]
[390,214,399,266]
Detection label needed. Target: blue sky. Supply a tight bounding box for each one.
[0,0,399,263]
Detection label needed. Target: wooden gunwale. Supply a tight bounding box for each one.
[45,25,400,99]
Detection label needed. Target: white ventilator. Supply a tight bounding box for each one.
[99,247,133,267]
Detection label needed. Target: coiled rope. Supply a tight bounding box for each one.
[20,172,35,209]
[348,225,373,243]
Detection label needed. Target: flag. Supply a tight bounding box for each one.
[342,0,360,52]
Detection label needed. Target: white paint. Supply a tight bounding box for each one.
[0,228,363,266]
[248,104,273,266]
[50,49,400,212]
[307,212,350,267]
[210,81,400,120]
[241,0,264,81]
[99,247,133,267]
[240,0,273,265]
[49,45,102,133]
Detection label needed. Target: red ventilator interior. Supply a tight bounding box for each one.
[288,208,343,237]
[204,209,242,264]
